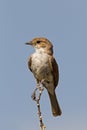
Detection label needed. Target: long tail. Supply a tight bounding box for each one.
[48,91,62,116]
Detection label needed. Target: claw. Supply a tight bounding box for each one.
[31,91,36,100]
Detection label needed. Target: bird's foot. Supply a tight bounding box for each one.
[31,87,38,101]
[31,85,44,101]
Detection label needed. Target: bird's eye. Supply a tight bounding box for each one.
[37,41,41,44]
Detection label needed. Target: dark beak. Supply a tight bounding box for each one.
[25,41,32,45]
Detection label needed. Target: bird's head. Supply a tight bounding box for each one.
[25,37,53,55]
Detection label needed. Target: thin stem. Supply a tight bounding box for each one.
[31,86,46,130]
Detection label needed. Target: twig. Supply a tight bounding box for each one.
[31,86,46,130]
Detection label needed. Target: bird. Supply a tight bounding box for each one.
[25,37,62,116]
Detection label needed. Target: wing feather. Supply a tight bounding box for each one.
[50,57,59,88]
[28,56,32,72]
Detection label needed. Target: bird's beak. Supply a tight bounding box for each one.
[25,41,32,45]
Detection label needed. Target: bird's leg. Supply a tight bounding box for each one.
[35,79,44,100]
[31,79,44,101]
[31,79,39,100]
[36,79,41,88]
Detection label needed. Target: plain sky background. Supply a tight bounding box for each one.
[0,0,87,130]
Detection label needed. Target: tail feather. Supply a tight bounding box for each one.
[48,91,62,116]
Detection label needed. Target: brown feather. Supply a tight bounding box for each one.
[28,56,32,72]
[50,56,59,88]
[48,91,62,116]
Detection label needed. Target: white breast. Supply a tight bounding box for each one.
[32,50,49,68]
[31,49,54,94]
[31,49,51,78]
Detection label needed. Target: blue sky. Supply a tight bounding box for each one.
[0,0,87,130]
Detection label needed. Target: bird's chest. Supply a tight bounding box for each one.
[31,52,51,78]
[31,52,49,70]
